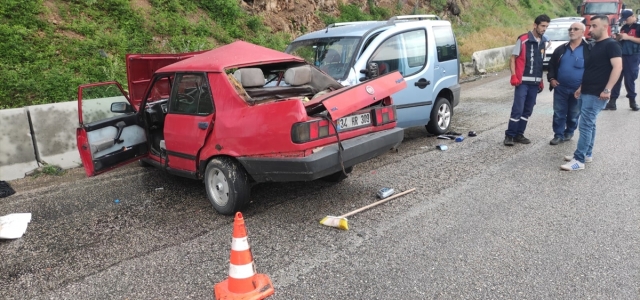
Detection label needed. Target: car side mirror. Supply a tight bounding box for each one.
[359,62,380,81]
[111,102,134,113]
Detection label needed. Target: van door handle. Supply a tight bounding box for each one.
[414,78,430,89]
[198,122,208,130]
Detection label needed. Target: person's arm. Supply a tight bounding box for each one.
[600,57,622,100]
[510,55,516,75]
[547,46,561,87]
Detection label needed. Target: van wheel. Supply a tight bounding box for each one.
[426,97,452,135]
[321,166,353,182]
[204,157,251,215]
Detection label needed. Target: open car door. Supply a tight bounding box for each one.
[76,82,148,177]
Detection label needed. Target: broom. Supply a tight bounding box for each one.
[320,188,416,230]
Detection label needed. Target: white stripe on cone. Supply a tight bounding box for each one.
[229,262,256,279]
[231,237,250,251]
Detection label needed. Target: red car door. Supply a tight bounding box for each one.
[76,82,149,176]
[162,73,216,172]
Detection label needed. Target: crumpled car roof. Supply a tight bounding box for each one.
[157,40,305,73]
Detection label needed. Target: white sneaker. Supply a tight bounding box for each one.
[564,155,592,163]
[561,159,585,171]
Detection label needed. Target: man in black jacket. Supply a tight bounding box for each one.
[547,22,591,145]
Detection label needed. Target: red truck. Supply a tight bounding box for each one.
[577,0,626,38]
[76,41,406,215]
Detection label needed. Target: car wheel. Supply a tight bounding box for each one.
[321,166,353,182]
[425,97,452,135]
[138,159,151,167]
[204,157,251,215]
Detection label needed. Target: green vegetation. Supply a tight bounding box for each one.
[30,164,66,177]
[2,0,640,109]
[0,0,290,109]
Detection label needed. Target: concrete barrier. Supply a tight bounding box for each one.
[471,45,514,74]
[26,97,121,172]
[0,108,40,181]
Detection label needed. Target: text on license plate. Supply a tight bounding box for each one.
[337,113,371,130]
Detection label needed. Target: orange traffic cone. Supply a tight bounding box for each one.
[214,212,275,300]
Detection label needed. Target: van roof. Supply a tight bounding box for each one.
[293,15,452,41]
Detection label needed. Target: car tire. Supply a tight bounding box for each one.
[426,97,452,135]
[138,159,151,167]
[204,157,251,215]
[320,166,353,182]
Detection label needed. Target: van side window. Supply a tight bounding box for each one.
[434,26,457,62]
[169,73,214,115]
[369,29,426,77]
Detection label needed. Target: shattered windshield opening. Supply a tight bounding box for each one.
[285,37,361,81]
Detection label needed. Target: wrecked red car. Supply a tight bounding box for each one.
[76,41,406,215]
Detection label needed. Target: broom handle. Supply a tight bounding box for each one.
[339,188,416,218]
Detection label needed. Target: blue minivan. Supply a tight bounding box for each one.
[285,15,461,134]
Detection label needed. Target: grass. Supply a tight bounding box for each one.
[30,164,66,177]
[0,0,292,109]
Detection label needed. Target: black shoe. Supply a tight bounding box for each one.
[604,104,617,110]
[514,134,531,144]
[549,137,563,145]
[504,135,515,146]
[563,133,574,141]
[632,105,640,111]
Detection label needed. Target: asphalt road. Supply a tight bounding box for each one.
[1,71,639,299]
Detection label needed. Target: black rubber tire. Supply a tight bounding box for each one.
[204,157,251,215]
[320,166,353,182]
[425,97,452,135]
[138,159,151,167]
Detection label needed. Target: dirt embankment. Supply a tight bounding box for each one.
[240,0,462,37]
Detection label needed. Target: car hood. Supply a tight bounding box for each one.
[547,40,568,56]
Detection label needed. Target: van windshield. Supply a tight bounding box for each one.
[544,27,570,41]
[285,37,361,80]
[584,2,618,14]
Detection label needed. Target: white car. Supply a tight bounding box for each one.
[543,22,573,68]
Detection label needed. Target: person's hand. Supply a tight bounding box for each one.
[620,33,629,40]
[550,79,559,88]
[599,91,610,101]
[510,74,521,86]
[538,81,544,93]
[574,88,581,99]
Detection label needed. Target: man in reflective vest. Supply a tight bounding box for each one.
[504,14,550,146]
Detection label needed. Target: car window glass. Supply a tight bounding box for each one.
[80,83,129,124]
[370,29,426,77]
[434,26,457,62]
[169,73,214,115]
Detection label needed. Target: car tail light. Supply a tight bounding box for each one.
[372,106,397,126]
[291,119,336,143]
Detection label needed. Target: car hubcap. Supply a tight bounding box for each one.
[437,104,451,130]
[207,168,229,207]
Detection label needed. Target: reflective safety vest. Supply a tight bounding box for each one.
[513,31,547,85]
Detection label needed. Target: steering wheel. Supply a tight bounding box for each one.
[177,93,195,105]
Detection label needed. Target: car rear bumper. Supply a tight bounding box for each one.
[237,127,404,182]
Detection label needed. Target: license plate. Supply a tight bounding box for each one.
[337,113,371,130]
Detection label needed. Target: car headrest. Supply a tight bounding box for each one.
[284,66,312,86]
[233,68,265,88]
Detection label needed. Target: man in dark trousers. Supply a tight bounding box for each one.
[605,10,640,111]
[547,22,591,145]
[562,15,622,171]
[504,14,550,146]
